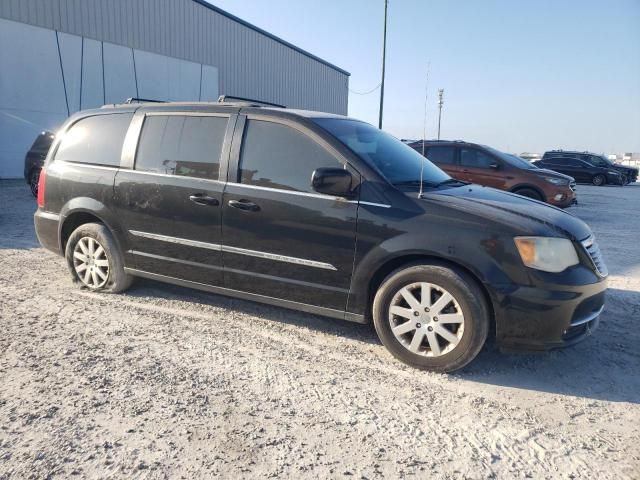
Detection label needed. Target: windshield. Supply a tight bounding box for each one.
[482,145,537,170]
[313,118,450,185]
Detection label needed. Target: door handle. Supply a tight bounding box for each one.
[189,194,219,206]
[228,199,260,212]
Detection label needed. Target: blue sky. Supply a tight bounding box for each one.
[210,0,640,154]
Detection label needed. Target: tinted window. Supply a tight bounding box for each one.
[426,146,456,164]
[460,148,495,168]
[564,158,583,168]
[239,120,342,192]
[135,115,227,180]
[313,118,450,185]
[587,155,609,167]
[54,113,132,166]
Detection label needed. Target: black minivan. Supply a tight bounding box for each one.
[34,99,608,372]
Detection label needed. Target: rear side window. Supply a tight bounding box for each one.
[54,113,132,166]
[460,148,495,168]
[426,146,456,164]
[239,119,342,192]
[135,115,228,180]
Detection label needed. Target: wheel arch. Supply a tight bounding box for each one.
[58,199,127,255]
[363,253,496,339]
[509,184,545,201]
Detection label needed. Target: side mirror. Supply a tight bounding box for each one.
[311,168,353,197]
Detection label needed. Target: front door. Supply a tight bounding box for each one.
[221,115,359,312]
[113,111,235,286]
[459,147,506,189]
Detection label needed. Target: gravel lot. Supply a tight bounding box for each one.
[1,180,639,479]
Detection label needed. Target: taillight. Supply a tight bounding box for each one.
[37,169,46,207]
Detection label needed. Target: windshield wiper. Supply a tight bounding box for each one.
[434,178,468,187]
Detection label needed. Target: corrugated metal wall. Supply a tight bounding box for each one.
[0,0,349,114]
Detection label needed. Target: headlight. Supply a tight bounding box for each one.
[607,170,621,176]
[514,237,579,272]
[543,176,569,186]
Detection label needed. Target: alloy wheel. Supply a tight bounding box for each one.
[388,282,465,357]
[73,237,110,288]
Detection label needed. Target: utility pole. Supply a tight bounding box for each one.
[378,0,388,129]
[437,89,444,140]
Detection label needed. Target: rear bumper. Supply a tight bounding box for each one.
[34,210,61,254]
[494,274,607,351]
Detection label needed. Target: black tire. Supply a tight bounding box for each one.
[592,174,606,186]
[65,222,133,293]
[372,263,489,373]
[29,169,40,197]
[513,187,543,201]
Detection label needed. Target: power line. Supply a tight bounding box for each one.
[348,83,382,95]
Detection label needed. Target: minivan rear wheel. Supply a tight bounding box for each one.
[592,174,606,186]
[372,263,489,372]
[65,223,133,293]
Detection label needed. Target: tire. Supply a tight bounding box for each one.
[513,187,543,201]
[592,174,606,186]
[372,263,489,373]
[65,222,133,293]
[29,169,40,197]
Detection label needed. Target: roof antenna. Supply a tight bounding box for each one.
[419,62,430,199]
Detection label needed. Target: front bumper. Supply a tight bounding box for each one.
[493,270,607,351]
[606,173,625,185]
[547,185,577,208]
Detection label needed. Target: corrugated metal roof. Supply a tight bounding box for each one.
[191,0,350,76]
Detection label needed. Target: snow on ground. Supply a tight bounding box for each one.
[0,181,638,479]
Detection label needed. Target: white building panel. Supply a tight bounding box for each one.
[80,38,104,109]
[103,41,137,104]
[58,32,83,114]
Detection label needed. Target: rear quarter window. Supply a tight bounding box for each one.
[54,113,133,167]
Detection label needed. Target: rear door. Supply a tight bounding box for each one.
[459,147,506,189]
[425,145,459,178]
[113,110,236,286]
[221,114,359,312]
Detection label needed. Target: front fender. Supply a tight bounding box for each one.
[347,230,517,318]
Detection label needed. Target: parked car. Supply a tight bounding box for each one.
[536,150,635,185]
[34,99,607,372]
[24,131,55,197]
[409,140,577,208]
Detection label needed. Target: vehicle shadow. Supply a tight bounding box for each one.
[125,278,381,346]
[127,280,640,404]
[459,287,640,404]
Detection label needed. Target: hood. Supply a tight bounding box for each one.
[613,164,638,173]
[421,184,591,240]
[530,168,574,182]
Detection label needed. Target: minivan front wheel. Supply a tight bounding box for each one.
[592,174,606,186]
[65,223,133,293]
[372,264,489,372]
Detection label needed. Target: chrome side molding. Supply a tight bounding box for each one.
[128,230,337,271]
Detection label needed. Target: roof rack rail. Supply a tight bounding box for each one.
[217,95,286,108]
[124,97,167,104]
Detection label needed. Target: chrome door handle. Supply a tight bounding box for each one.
[228,199,260,212]
[189,194,219,206]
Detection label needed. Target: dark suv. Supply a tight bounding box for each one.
[536,151,635,186]
[24,131,55,197]
[34,100,607,372]
[410,141,577,208]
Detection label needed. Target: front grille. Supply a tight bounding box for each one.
[581,236,608,277]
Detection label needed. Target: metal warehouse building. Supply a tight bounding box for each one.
[0,0,350,178]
